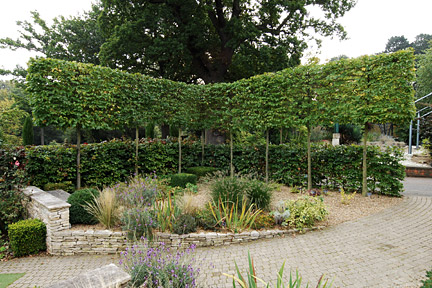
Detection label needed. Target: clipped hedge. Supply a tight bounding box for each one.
[170,173,197,188]
[25,140,405,196]
[8,219,46,257]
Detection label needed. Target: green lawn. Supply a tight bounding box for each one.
[0,273,25,288]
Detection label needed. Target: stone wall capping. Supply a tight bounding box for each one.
[23,186,321,255]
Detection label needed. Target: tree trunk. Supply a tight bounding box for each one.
[40,127,45,146]
[76,125,81,189]
[230,131,234,178]
[178,127,182,174]
[362,123,369,196]
[265,129,269,183]
[307,126,312,190]
[135,126,139,176]
[201,129,205,166]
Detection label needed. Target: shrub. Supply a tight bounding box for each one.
[170,173,197,188]
[251,213,274,229]
[117,175,161,208]
[210,174,249,209]
[421,268,432,288]
[120,241,199,288]
[84,187,119,229]
[245,179,272,211]
[121,208,157,241]
[172,214,197,235]
[185,166,218,179]
[284,196,328,230]
[195,206,217,231]
[43,181,74,193]
[0,147,27,234]
[8,219,46,257]
[67,188,99,225]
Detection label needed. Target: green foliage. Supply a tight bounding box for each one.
[8,219,46,257]
[210,174,249,209]
[153,193,181,232]
[43,182,74,193]
[67,188,99,225]
[120,241,199,288]
[208,199,261,233]
[22,117,34,146]
[245,179,272,211]
[284,196,328,230]
[421,268,432,288]
[226,251,333,288]
[172,214,197,235]
[145,122,155,138]
[121,208,157,241]
[98,0,354,83]
[195,206,217,231]
[185,166,218,179]
[0,147,27,235]
[170,173,197,188]
[25,141,406,196]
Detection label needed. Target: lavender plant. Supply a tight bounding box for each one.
[117,175,162,208]
[121,207,157,241]
[120,241,199,288]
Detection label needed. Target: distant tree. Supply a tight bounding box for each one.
[22,116,34,145]
[0,4,104,78]
[412,34,432,55]
[416,43,432,99]
[329,55,349,62]
[384,36,411,53]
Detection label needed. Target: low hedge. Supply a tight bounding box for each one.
[8,219,46,257]
[170,173,197,188]
[24,139,405,196]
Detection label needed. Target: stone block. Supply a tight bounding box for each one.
[46,263,131,288]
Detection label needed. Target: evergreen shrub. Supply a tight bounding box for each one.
[170,173,197,188]
[8,219,46,257]
[67,188,99,224]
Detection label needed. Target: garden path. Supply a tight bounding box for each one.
[0,179,431,288]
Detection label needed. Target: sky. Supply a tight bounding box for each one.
[1,0,432,80]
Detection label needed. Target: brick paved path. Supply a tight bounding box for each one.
[1,196,431,287]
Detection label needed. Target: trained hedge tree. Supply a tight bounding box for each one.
[26,51,415,194]
[26,58,152,188]
[346,50,416,196]
[233,71,296,182]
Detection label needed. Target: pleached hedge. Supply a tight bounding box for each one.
[25,140,405,196]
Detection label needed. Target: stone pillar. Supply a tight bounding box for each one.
[332,133,341,146]
[22,186,71,254]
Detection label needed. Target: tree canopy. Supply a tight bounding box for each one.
[98,0,356,83]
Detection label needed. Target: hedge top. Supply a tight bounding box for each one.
[26,50,416,131]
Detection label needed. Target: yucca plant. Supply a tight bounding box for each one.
[224,251,333,288]
[84,187,119,229]
[208,198,261,233]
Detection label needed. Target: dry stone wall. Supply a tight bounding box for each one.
[23,186,318,255]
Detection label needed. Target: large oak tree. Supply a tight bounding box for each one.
[98,0,356,83]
